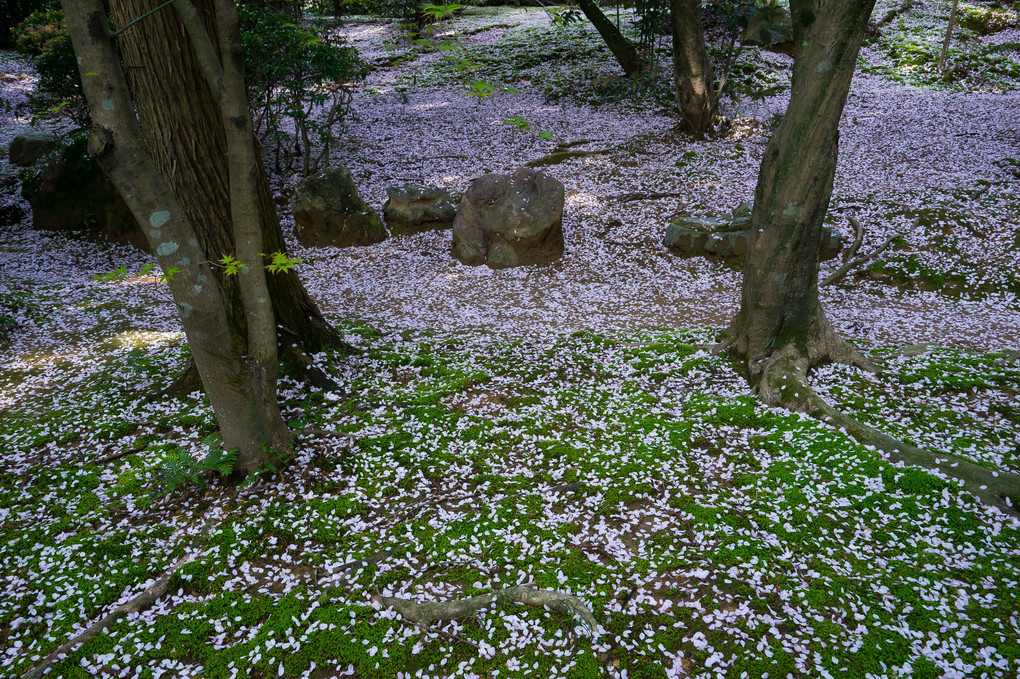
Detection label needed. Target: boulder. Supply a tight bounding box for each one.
[732,201,754,219]
[291,165,387,247]
[383,184,457,235]
[743,6,792,47]
[452,168,565,269]
[8,132,59,167]
[20,136,141,247]
[665,201,843,263]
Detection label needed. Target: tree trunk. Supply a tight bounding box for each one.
[722,0,877,401]
[106,0,354,357]
[937,0,960,73]
[63,0,294,473]
[670,0,717,133]
[576,0,643,77]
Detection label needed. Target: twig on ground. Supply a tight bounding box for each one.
[317,544,406,603]
[94,446,144,464]
[299,428,356,443]
[372,585,600,636]
[409,619,481,649]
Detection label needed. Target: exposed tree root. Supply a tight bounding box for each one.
[20,549,210,679]
[280,342,344,392]
[757,346,1020,514]
[316,544,407,604]
[150,360,204,400]
[525,149,612,168]
[372,585,600,636]
[821,216,914,287]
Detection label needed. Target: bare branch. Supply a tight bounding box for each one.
[820,216,865,286]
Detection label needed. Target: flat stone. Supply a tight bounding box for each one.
[670,216,732,233]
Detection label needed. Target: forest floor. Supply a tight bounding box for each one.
[1,1,1020,678]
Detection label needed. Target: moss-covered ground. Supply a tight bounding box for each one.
[2,318,1018,679]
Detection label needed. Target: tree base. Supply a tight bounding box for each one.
[730,340,1020,514]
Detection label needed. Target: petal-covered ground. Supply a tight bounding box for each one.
[1,2,1019,678]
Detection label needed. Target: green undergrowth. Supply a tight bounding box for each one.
[863,2,1020,91]
[1,322,1019,678]
[394,11,789,112]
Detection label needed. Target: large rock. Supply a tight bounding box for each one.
[665,201,843,262]
[383,184,457,236]
[452,168,565,269]
[743,6,792,47]
[291,165,387,247]
[20,136,141,247]
[8,132,59,167]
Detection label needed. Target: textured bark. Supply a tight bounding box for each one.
[723,0,878,391]
[107,0,353,356]
[714,2,1020,513]
[937,0,960,72]
[576,0,643,77]
[63,0,292,472]
[178,0,292,463]
[670,0,717,133]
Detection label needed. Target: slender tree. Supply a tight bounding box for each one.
[720,0,1020,510]
[670,0,717,132]
[722,0,878,385]
[576,0,717,132]
[62,0,341,473]
[576,0,643,76]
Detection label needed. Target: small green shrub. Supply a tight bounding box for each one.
[0,0,55,47]
[13,9,88,126]
[240,10,368,175]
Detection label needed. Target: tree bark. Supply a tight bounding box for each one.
[63,0,293,472]
[106,0,354,356]
[722,0,877,399]
[576,0,643,77]
[177,0,291,461]
[670,0,717,133]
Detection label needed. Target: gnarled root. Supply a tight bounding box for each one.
[372,586,600,637]
[20,549,209,679]
[757,347,1020,514]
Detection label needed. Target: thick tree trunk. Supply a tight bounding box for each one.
[717,0,1020,512]
[670,0,717,133]
[576,0,643,77]
[107,0,354,356]
[723,0,877,397]
[64,0,292,473]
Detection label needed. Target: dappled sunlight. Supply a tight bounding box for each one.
[3,3,1020,677]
